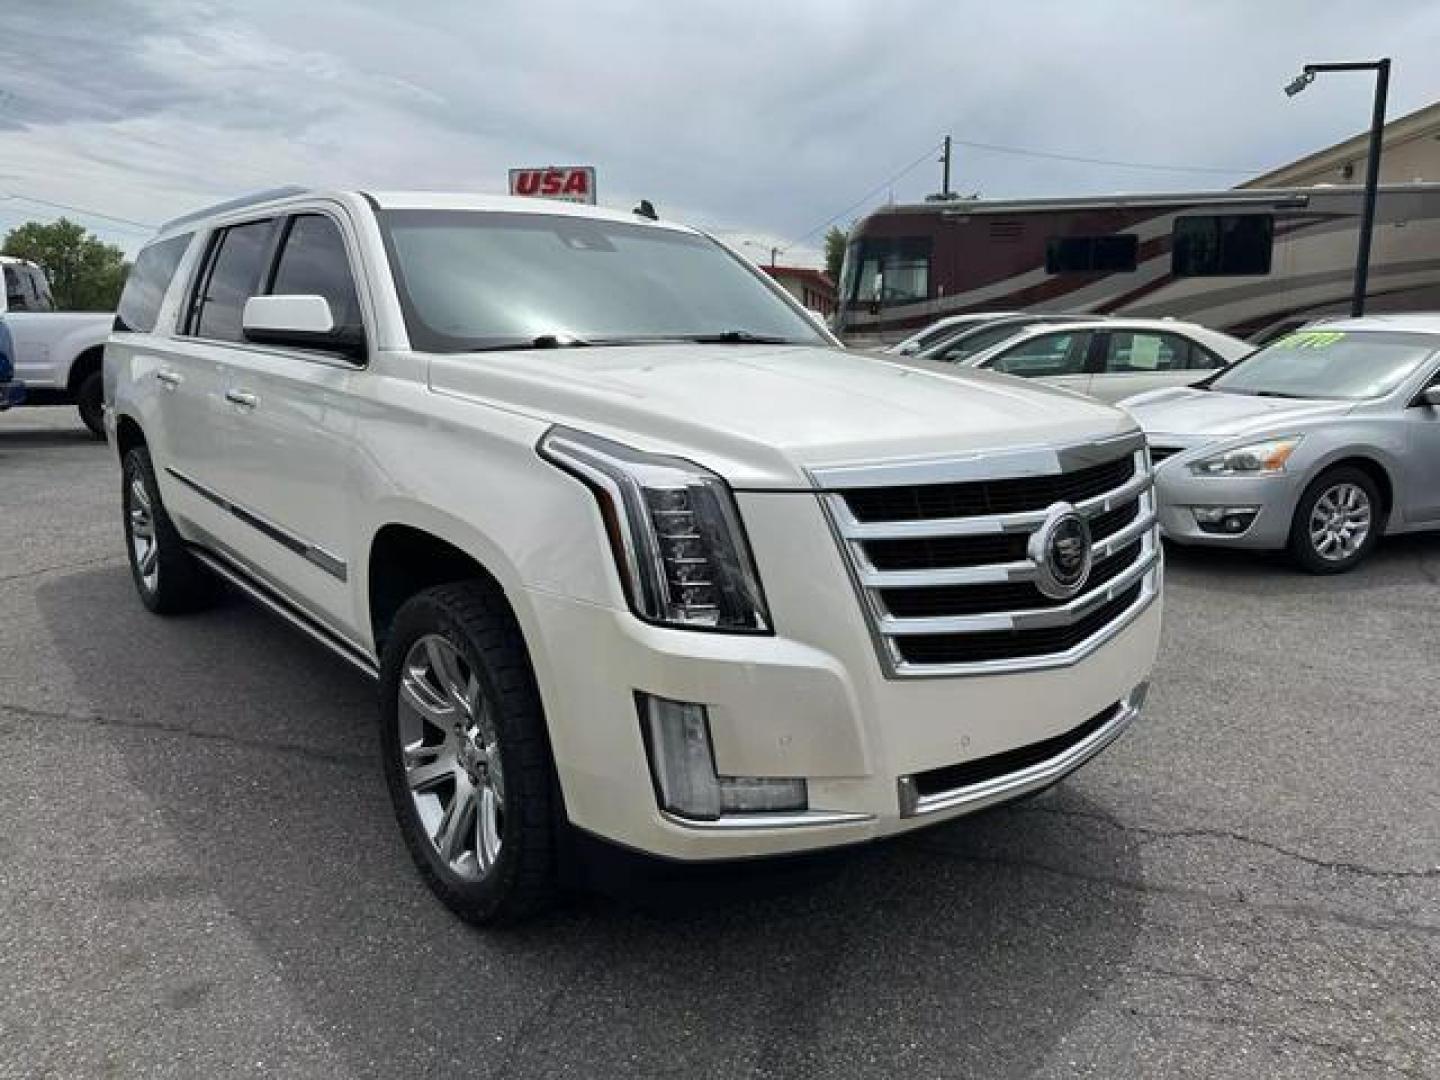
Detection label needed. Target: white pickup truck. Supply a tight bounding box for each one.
[108,189,1162,924]
[1,255,113,434]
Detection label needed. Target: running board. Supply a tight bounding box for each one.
[189,547,380,680]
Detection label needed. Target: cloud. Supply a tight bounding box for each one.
[2,0,1438,263]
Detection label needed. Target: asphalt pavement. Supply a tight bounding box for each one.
[1,407,1437,1079]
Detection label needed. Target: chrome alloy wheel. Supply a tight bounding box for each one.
[397,634,505,880]
[127,474,159,592]
[1308,481,1372,562]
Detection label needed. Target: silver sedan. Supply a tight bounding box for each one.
[1122,315,1440,572]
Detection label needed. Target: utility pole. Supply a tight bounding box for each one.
[940,136,952,199]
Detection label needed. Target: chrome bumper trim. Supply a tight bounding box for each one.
[660,809,875,831]
[897,683,1147,818]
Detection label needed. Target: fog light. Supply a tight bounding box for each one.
[639,694,807,820]
[1192,505,1259,535]
[719,776,808,814]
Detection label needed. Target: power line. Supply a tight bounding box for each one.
[0,191,158,234]
[945,137,1259,176]
[784,140,944,250]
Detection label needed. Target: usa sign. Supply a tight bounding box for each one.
[508,166,597,205]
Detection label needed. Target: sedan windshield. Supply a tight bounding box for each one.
[1208,329,1439,400]
[379,210,826,353]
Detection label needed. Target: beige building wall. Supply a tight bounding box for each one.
[1242,100,1440,188]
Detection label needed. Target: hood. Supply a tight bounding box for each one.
[1121,386,1354,442]
[428,344,1136,488]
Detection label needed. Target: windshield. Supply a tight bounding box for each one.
[927,321,1035,362]
[379,210,826,353]
[1209,329,1440,400]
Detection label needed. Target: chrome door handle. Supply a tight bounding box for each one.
[225,388,259,409]
[156,369,182,388]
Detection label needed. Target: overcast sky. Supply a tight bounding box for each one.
[2,0,1438,265]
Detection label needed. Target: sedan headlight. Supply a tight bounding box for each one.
[1190,437,1301,476]
[539,427,771,633]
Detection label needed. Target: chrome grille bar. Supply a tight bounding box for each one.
[828,469,1154,540]
[810,436,1161,678]
[876,546,1158,635]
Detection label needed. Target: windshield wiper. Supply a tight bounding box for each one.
[471,334,594,352]
[684,330,798,345]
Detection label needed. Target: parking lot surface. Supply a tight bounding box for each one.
[2,407,1437,1079]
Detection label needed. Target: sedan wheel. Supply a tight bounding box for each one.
[1307,481,1371,563]
[1288,467,1382,574]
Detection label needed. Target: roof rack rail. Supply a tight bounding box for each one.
[160,186,311,234]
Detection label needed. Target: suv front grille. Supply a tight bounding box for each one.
[844,455,1135,522]
[814,435,1160,677]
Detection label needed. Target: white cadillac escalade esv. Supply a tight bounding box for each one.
[106,188,1161,924]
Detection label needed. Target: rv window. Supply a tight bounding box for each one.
[1172,215,1273,276]
[1045,235,1138,274]
[849,236,931,305]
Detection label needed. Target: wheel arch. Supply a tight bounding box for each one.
[65,343,106,395]
[115,412,147,459]
[364,509,528,657]
[1308,453,1395,526]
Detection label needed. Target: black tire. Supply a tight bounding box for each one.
[379,582,559,925]
[1287,466,1382,574]
[76,369,105,438]
[121,445,218,613]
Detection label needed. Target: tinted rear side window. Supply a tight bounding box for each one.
[268,215,362,333]
[193,220,276,342]
[115,234,192,333]
[1100,331,1190,372]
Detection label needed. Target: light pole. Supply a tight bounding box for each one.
[1285,58,1390,317]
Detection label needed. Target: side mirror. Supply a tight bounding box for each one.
[1418,384,1440,408]
[242,295,365,362]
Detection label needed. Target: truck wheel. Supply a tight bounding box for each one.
[1287,467,1381,574]
[77,370,105,438]
[121,446,217,613]
[379,582,559,925]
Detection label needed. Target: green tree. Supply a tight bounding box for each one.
[823,225,849,284]
[2,218,130,311]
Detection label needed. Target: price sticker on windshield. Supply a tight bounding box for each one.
[1277,330,1346,349]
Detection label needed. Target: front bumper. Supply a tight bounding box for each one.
[522,569,1160,862]
[1154,463,1303,550]
[0,380,25,410]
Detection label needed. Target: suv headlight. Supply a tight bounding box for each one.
[1190,437,1301,476]
[539,427,771,633]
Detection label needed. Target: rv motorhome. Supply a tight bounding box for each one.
[835,184,1440,346]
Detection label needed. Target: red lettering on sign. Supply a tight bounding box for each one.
[541,169,564,195]
[563,170,589,195]
[514,170,540,195]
